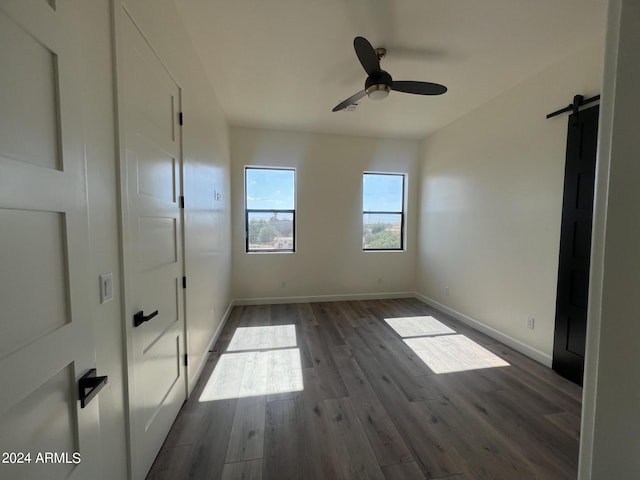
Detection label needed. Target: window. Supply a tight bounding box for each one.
[245,167,295,252]
[363,172,405,250]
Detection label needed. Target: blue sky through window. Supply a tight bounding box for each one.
[363,173,404,212]
[246,168,295,209]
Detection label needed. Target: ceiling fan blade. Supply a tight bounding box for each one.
[391,80,447,95]
[354,36,380,76]
[332,90,367,112]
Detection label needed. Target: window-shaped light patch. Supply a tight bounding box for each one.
[199,348,303,401]
[404,334,509,374]
[384,316,455,338]
[385,315,510,374]
[199,325,303,401]
[227,325,297,352]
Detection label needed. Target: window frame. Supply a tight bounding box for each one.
[362,172,406,252]
[244,166,296,254]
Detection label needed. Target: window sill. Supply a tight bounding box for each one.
[363,249,406,253]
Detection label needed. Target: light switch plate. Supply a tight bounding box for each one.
[100,273,113,304]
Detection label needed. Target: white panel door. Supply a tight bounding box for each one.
[116,6,186,479]
[0,2,101,480]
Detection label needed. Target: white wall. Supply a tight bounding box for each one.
[416,39,604,361]
[231,127,419,302]
[580,0,640,477]
[74,0,231,477]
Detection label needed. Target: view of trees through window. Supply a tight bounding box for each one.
[363,173,405,250]
[245,168,295,252]
[247,212,294,250]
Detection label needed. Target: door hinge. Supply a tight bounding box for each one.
[182,276,187,289]
[178,112,183,126]
[179,196,184,208]
[184,353,188,367]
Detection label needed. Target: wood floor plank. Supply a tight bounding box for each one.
[439,385,577,479]
[162,396,236,449]
[351,346,463,478]
[148,396,237,479]
[544,411,581,441]
[301,316,348,399]
[484,389,579,474]
[297,302,319,327]
[381,461,427,480]
[146,445,193,480]
[484,341,583,402]
[416,397,540,479]
[147,298,581,480]
[298,368,345,480]
[268,302,299,326]
[267,302,315,370]
[241,304,271,327]
[219,307,245,343]
[263,398,303,480]
[221,459,262,480]
[330,345,414,466]
[320,301,370,350]
[324,397,386,480]
[355,315,433,377]
[225,396,266,462]
[335,300,365,327]
[354,321,442,402]
[310,302,348,347]
[348,300,375,319]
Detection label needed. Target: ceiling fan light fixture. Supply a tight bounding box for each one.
[366,84,390,100]
[331,37,447,112]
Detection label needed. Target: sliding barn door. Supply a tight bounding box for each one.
[116,6,187,479]
[552,105,599,385]
[0,2,102,479]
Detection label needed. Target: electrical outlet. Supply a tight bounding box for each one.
[377,277,382,284]
[527,315,535,330]
[444,286,450,296]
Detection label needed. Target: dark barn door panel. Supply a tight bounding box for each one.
[552,105,599,386]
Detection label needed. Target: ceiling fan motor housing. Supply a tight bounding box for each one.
[365,71,392,100]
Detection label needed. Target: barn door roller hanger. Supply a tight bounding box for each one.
[547,94,600,124]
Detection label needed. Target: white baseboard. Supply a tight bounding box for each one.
[412,292,553,367]
[233,291,414,306]
[187,300,235,396]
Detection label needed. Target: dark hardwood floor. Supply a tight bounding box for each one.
[146,298,582,480]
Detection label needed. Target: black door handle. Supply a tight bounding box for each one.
[133,309,159,327]
[79,369,108,408]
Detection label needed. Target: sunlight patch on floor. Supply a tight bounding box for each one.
[384,315,456,338]
[200,325,303,401]
[199,348,303,401]
[227,325,297,352]
[404,334,510,374]
[385,315,510,374]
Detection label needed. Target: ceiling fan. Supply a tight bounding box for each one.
[332,36,447,112]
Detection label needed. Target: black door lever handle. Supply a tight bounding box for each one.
[133,309,159,327]
[79,369,108,408]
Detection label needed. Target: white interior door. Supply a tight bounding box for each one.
[116,6,186,479]
[0,2,101,479]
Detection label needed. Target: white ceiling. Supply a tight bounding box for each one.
[174,0,607,139]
